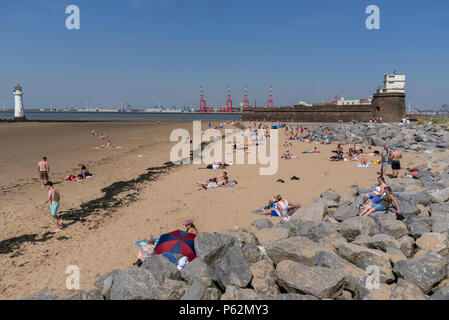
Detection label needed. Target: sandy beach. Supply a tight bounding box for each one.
[0,121,444,299]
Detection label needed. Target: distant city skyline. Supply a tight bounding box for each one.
[1,0,448,110]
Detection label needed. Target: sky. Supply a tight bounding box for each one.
[0,0,448,110]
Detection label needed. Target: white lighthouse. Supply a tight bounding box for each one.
[13,84,25,119]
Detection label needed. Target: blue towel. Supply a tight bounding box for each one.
[135,238,159,248]
[162,252,179,266]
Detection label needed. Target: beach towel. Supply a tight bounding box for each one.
[252,206,299,217]
[357,162,372,168]
[135,238,159,248]
[205,180,238,189]
[162,252,179,266]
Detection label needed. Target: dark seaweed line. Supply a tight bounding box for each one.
[0,138,217,256]
[0,161,179,256]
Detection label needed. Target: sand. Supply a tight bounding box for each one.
[0,121,442,299]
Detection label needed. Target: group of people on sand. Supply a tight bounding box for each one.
[380,145,402,179]
[330,144,377,165]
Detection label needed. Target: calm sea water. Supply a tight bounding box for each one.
[0,111,242,121]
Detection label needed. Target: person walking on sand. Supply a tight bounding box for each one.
[42,181,63,232]
[390,147,402,178]
[38,157,50,187]
[380,146,389,178]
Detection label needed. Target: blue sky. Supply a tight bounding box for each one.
[0,0,448,110]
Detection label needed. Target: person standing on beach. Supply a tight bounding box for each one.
[380,146,389,178]
[38,157,50,187]
[390,147,402,178]
[42,181,63,232]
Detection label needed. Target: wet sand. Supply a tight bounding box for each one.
[0,121,442,299]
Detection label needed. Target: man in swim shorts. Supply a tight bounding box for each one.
[390,147,402,178]
[38,156,50,187]
[42,181,63,232]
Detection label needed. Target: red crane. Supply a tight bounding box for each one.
[332,95,339,104]
[226,85,233,113]
[266,85,274,108]
[242,85,250,109]
[199,85,207,112]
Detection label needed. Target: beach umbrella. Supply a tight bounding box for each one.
[154,230,196,261]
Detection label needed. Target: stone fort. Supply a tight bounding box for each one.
[242,73,406,123]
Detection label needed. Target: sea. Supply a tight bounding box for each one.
[0,111,242,121]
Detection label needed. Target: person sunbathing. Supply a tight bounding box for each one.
[199,162,228,170]
[303,147,320,154]
[360,158,368,166]
[359,187,400,217]
[197,172,228,186]
[259,195,301,220]
[281,150,295,159]
[78,165,92,179]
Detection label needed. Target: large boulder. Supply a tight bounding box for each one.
[254,227,291,247]
[251,219,273,230]
[266,236,334,266]
[275,260,345,299]
[241,243,265,266]
[215,246,252,289]
[194,232,235,268]
[295,221,346,248]
[180,281,220,300]
[354,234,400,252]
[218,230,257,248]
[180,258,216,286]
[393,254,448,294]
[430,286,449,300]
[297,199,327,222]
[405,217,433,239]
[358,283,393,300]
[141,254,181,282]
[110,266,187,300]
[314,251,367,294]
[390,278,428,300]
[430,204,449,233]
[250,260,280,298]
[399,235,415,258]
[274,293,319,300]
[94,269,121,300]
[430,188,449,203]
[220,286,262,300]
[415,233,449,256]
[376,219,408,239]
[333,204,359,222]
[340,216,379,236]
[337,243,394,283]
